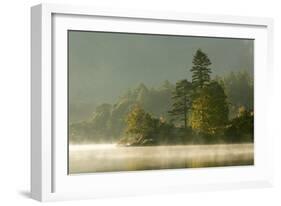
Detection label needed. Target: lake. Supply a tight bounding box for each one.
[69,143,254,174]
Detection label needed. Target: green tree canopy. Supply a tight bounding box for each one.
[190,49,212,89]
[225,106,254,142]
[169,79,192,128]
[125,104,154,138]
[190,81,229,134]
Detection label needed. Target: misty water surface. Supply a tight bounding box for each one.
[69,143,253,174]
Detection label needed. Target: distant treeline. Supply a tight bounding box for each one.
[69,49,253,145]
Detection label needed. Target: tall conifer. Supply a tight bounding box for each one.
[191,49,212,89]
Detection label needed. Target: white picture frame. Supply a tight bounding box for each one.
[31,3,274,202]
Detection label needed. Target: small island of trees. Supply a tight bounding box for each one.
[69,49,254,146]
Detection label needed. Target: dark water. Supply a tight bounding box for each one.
[69,143,254,174]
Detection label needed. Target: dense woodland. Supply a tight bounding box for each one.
[69,49,254,145]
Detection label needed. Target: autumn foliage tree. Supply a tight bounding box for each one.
[125,104,155,143]
[190,81,229,134]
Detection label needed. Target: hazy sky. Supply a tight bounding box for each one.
[68,31,253,106]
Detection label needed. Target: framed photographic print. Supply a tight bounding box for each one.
[31,3,274,201]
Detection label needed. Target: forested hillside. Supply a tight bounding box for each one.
[69,81,174,143]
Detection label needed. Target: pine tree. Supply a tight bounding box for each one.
[168,80,192,128]
[190,49,212,89]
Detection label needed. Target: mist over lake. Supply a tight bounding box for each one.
[69,143,254,174]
